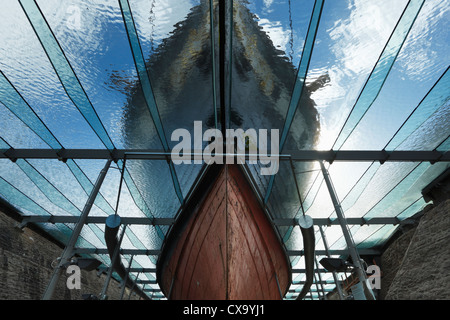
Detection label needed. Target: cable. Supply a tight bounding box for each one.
[114,157,127,216]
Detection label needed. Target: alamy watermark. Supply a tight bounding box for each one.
[66,265,81,290]
[171,121,280,175]
[366,264,381,290]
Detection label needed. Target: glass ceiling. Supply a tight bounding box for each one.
[0,0,449,300]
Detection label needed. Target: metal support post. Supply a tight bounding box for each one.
[319,161,375,300]
[313,271,322,299]
[100,224,127,300]
[41,159,112,300]
[319,225,344,300]
[314,256,327,300]
[120,255,134,300]
[128,271,140,300]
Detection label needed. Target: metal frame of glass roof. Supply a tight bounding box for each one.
[1,148,449,162]
[1,0,449,300]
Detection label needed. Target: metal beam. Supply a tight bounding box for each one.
[120,255,134,300]
[135,279,158,285]
[20,214,411,228]
[315,255,327,299]
[72,248,378,256]
[273,216,413,226]
[287,249,379,256]
[290,288,334,293]
[73,248,161,255]
[41,159,112,300]
[292,268,327,273]
[19,215,175,226]
[320,225,344,300]
[292,280,335,285]
[143,288,162,293]
[129,268,156,273]
[320,161,375,300]
[2,148,448,162]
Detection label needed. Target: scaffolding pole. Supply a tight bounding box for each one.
[120,255,134,300]
[41,159,112,300]
[319,225,344,300]
[314,256,327,300]
[319,161,375,300]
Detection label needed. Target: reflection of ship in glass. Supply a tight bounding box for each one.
[119,0,329,300]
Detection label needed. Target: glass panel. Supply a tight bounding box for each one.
[343,63,449,151]
[0,175,50,217]
[77,223,107,248]
[286,0,409,151]
[0,138,9,149]
[336,162,380,212]
[343,162,418,218]
[20,0,116,149]
[338,2,450,153]
[35,222,72,245]
[364,161,449,219]
[68,159,115,216]
[0,159,71,216]
[279,0,324,150]
[0,73,61,149]
[333,0,424,150]
[127,0,213,149]
[230,0,316,133]
[437,136,450,152]
[283,225,302,251]
[133,254,158,269]
[351,224,384,247]
[15,159,81,216]
[397,197,428,220]
[0,1,105,149]
[357,224,396,249]
[267,160,300,220]
[126,160,180,220]
[0,103,50,149]
[37,0,162,149]
[305,161,381,221]
[122,225,163,253]
[301,174,333,219]
[237,0,315,68]
[125,0,216,203]
[27,159,89,211]
[395,103,450,151]
[301,171,323,213]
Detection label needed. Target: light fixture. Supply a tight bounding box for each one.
[319,257,353,272]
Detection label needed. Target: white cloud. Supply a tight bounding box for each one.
[258,18,291,52]
[307,0,409,149]
[263,0,274,8]
[328,0,408,75]
[129,0,197,46]
[395,0,450,81]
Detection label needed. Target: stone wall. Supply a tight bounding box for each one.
[382,199,450,300]
[379,227,416,299]
[0,208,141,300]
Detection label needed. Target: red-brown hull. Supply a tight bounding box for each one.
[158,165,290,300]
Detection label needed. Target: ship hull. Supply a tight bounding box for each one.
[158,164,290,300]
